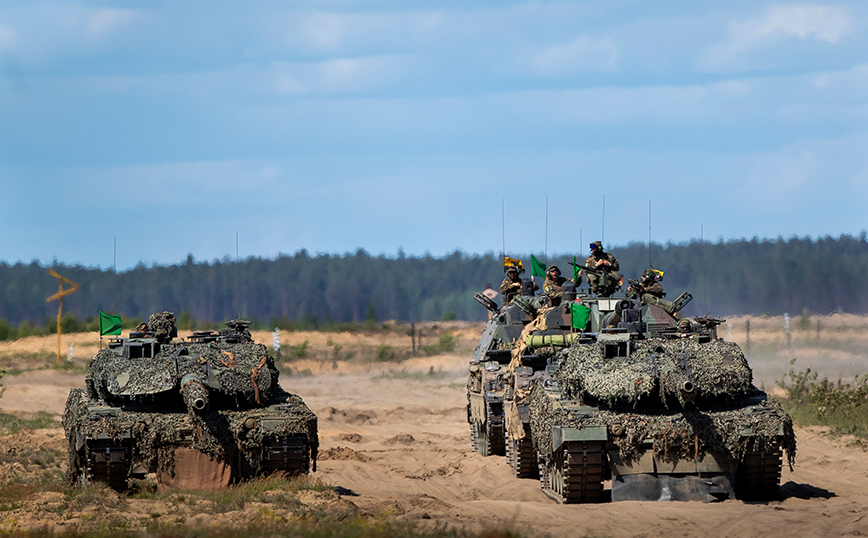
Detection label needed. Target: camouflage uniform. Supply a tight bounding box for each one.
[543,275,567,306]
[501,275,538,306]
[634,272,676,314]
[585,245,621,297]
[500,276,522,306]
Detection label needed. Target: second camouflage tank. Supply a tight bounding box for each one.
[527,300,796,503]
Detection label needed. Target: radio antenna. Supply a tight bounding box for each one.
[113,236,118,313]
[501,198,506,261]
[701,225,708,314]
[235,231,242,319]
[545,196,548,265]
[648,201,652,268]
[601,195,606,246]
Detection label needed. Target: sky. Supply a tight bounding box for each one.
[1,1,866,270]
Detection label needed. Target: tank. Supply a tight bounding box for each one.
[62,312,318,491]
[526,297,797,503]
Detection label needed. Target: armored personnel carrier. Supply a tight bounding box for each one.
[63,312,318,491]
[526,297,796,503]
[466,258,542,458]
[469,272,583,477]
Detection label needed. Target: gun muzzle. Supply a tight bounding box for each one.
[473,292,499,313]
[672,292,693,313]
[511,296,538,317]
[181,373,208,413]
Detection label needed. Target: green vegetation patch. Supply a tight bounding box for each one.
[422,332,457,356]
[0,518,531,538]
[778,360,868,442]
[372,367,450,381]
[0,412,60,435]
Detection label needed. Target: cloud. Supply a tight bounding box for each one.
[262,55,409,96]
[533,36,619,74]
[700,4,855,71]
[0,25,16,49]
[86,9,140,41]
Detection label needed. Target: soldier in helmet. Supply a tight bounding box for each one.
[629,268,676,314]
[584,241,621,297]
[500,265,537,306]
[543,265,574,306]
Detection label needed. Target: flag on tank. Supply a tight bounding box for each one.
[530,255,545,278]
[99,311,122,336]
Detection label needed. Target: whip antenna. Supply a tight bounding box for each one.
[601,195,605,246]
[545,196,548,265]
[701,225,708,314]
[236,231,242,318]
[113,236,118,313]
[648,201,652,268]
[501,198,506,261]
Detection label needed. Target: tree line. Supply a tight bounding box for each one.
[1,234,866,335]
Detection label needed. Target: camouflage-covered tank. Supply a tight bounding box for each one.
[62,312,318,491]
[527,298,796,503]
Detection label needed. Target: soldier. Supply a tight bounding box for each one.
[543,265,573,306]
[584,241,621,297]
[500,265,537,306]
[629,268,677,314]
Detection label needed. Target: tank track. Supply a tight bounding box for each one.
[77,439,131,492]
[486,401,505,456]
[735,445,782,501]
[469,401,504,457]
[262,436,314,476]
[506,424,538,478]
[539,440,605,504]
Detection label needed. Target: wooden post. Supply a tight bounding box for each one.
[46,269,79,367]
[410,323,416,356]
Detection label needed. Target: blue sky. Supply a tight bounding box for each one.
[1,1,866,269]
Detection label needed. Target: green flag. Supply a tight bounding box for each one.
[530,254,546,278]
[99,310,122,336]
[573,256,580,284]
[570,303,590,330]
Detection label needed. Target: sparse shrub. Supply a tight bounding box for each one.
[0,412,59,434]
[422,332,457,356]
[374,344,396,362]
[778,359,868,439]
[289,340,309,358]
[796,309,812,331]
[441,311,457,321]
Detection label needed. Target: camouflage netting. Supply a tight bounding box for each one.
[528,381,796,472]
[507,305,556,373]
[87,341,282,406]
[65,314,318,483]
[148,311,176,342]
[556,338,754,406]
[63,388,317,480]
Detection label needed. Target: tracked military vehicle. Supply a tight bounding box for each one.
[63,312,318,491]
[467,258,542,458]
[527,297,796,503]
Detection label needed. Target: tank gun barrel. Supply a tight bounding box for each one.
[180,373,208,413]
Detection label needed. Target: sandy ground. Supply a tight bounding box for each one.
[2,345,868,537]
